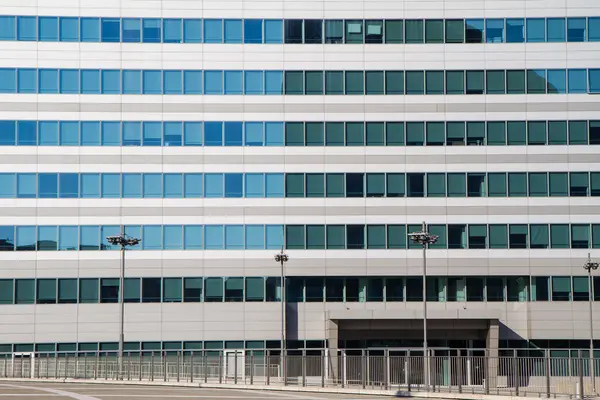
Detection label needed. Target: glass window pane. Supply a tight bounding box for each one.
[385,20,403,43]
[306,225,325,249]
[365,20,383,43]
[163,19,183,43]
[447,173,466,197]
[406,71,424,95]
[385,71,404,94]
[326,174,344,197]
[245,173,265,198]
[245,225,265,249]
[528,173,548,196]
[507,121,526,145]
[365,71,384,94]
[405,20,423,43]
[305,71,323,95]
[286,225,305,249]
[445,19,464,43]
[406,122,424,146]
[446,71,465,95]
[225,225,244,249]
[386,122,404,145]
[508,173,527,197]
[466,70,484,94]
[425,19,443,43]
[204,19,222,43]
[16,279,35,304]
[569,120,588,144]
[346,122,364,146]
[244,19,262,44]
[568,69,587,94]
[530,224,549,249]
[507,70,525,94]
[224,19,242,43]
[425,71,444,94]
[427,173,445,197]
[246,278,265,301]
[548,18,566,42]
[506,18,524,42]
[204,225,224,249]
[549,173,568,197]
[489,225,508,249]
[306,122,324,146]
[265,19,283,43]
[366,173,385,197]
[204,71,223,95]
[285,19,303,44]
[79,278,99,303]
[345,71,364,95]
[567,17,586,42]
[486,19,504,43]
[387,173,405,197]
[466,19,484,43]
[426,122,444,145]
[285,122,304,146]
[326,122,344,146]
[306,173,324,198]
[547,69,566,93]
[325,20,343,43]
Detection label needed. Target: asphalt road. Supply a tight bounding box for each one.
[0,382,391,400]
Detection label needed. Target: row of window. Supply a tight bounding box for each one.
[1,223,600,251]
[0,16,598,44]
[1,120,599,147]
[0,275,598,305]
[2,172,599,199]
[1,68,599,95]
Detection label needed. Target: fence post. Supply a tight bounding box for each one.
[139,353,142,381]
[163,352,167,382]
[104,353,108,380]
[545,349,551,398]
[266,350,270,386]
[302,350,306,387]
[127,352,131,381]
[65,353,69,379]
[150,352,154,381]
[407,350,411,392]
[46,355,50,379]
[250,351,254,385]
[203,351,208,384]
[384,349,389,390]
[456,349,462,394]
[579,350,585,400]
[362,349,367,389]
[234,351,238,384]
[484,350,489,395]
[283,350,287,386]
[512,349,519,396]
[190,352,194,383]
[218,351,223,384]
[177,351,180,382]
[321,349,325,388]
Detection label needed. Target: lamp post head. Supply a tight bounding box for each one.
[274,247,289,263]
[408,230,439,246]
[106,235,140,248]
[584,254,599,273]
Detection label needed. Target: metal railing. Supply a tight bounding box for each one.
[1,351,599,399]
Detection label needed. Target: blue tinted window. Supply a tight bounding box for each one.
[80,174,100,198]
[265,20,283,43]
[204,174,224,198]
[205,71,223,94]
[567,18,586,42]
[266,225,284,249]
[81,17,100,42]
[163,19,182,43]
[164,225,183,250]
[183,19,202,43]
[486,19,504,43]
[0,69,16,93]
[225,174,243,198]
[142,226,162,250]
[81,121,101,146]
[265,122,284,146]
[122,18,141,42]
[38,173,58,198]
[59,17,79,41]
[0,174,16,197]
[0,121,16,145]
[58,226,78,250]
[17,174,36,198]
[184,225,203,249]
[124,226,141,250]
[265,71,283,94]
[164,122,182,146]
[59,69,79,94]
[245,122,264,146]
[60,121,79,145]
[101,70,121,94]
[101,18,120,42]
[39,17,58,41]
[101,173,121,198]
[164,174,183,198]
[143,19,161,43]
[589,18,600,41]
[0,16,16,40]
[204,19,223,43]
[224,122,243,146]
[266,173,284,197]
[204,225,224,249]
[526,18,545,42]
[18,69,36,93]
[245,174,265,197]
[184,174,203,198]
[142,173,162,198]
[244,20,263,43]
[59,173,79,198]
[123,122,141,146]
[184,122,203,146]
[244,71,264,94]
[183,71,202,94]
[568,69,587,93]
[123,174,142,198]
[80,226,100,250]
[246,225,265,249]
[38,121,59,145]
[204,122,223,146]
[164,70,183,94]
[17,121,37,146]
[38,226,57,250]
[142,70,162,94]
[102,121,121,146]
[142,122,161,146]
[225,225,244,249]
[81,70,100,94]
[39,69,59,93]
[590,69,600,94]
[224,19,242,43]
[17,16,36,41]
[224,71,243,94]
[547,18,565,42]
[123,70,142,94]
[506,18,524,43]
[16,226,36,251]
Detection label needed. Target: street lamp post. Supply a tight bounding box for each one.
[106,225,140,380]
[584,253,598,394]
[274,247,289,383]
[408,221,439,391]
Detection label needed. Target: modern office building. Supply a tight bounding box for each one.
[0,0,599,360]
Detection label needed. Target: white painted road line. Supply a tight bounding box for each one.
[0,385,101,400]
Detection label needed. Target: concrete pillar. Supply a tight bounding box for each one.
[486,319,500,391]
[326,319,339,383]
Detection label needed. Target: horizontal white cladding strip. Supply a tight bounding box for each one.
[0,162,598,173]
[2,43,600,70]
[0,247,595,261]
